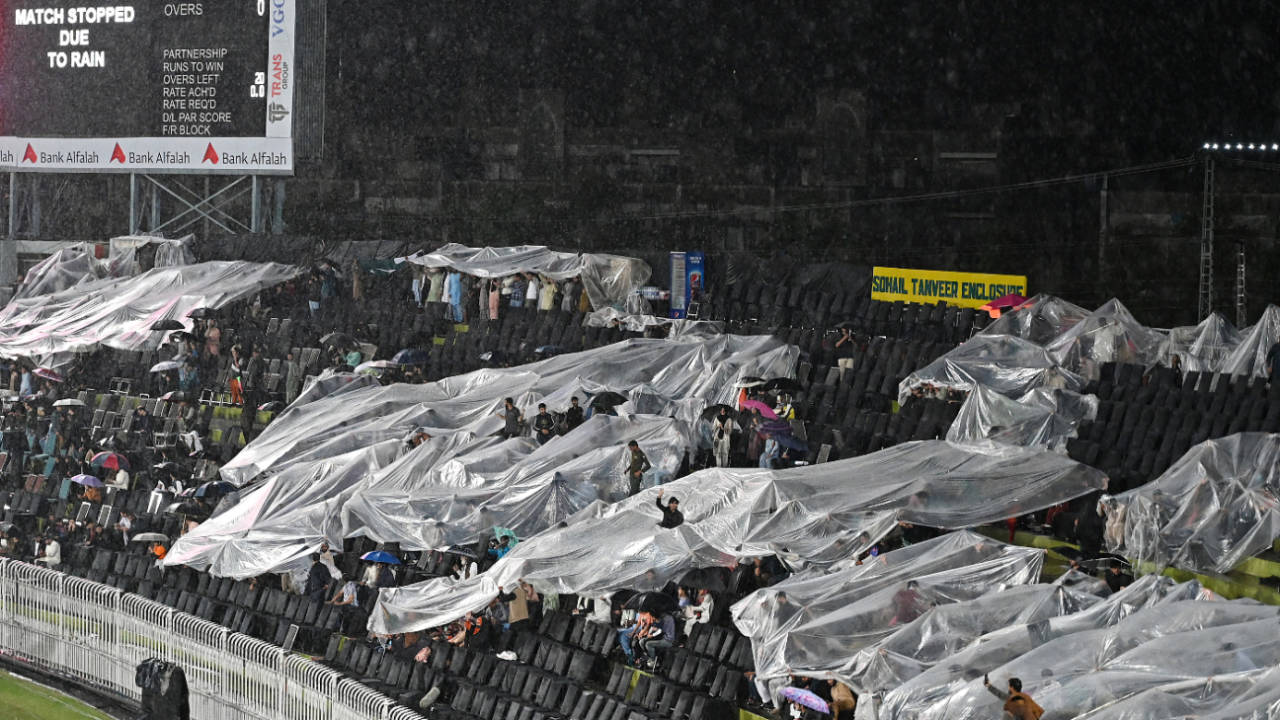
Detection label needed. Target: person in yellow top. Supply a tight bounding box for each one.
[773,395,796,421]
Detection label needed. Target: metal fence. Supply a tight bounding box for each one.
[0,559,410,720]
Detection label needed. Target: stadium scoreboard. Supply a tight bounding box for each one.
[0,1,296,174]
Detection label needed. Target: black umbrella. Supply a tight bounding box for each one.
[589,391,628,409]
[763,378,803,394]
[151,319,184,331]
[700,404,736,421]
[677,567,730,593]
[168,331,193,342]
[321,332,357,349]
[187,307,216,319]
[623,591,677,615]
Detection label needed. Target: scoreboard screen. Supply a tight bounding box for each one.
[0,1,295,174]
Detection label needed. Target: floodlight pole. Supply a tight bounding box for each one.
[1235,241,1247,327]
[1197,155,1215,320]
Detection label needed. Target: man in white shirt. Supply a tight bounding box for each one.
[110,468,130,490]
[35,535,61,568]
[116,511,133,545]
[319,543,342,582]
[682,588,715,637]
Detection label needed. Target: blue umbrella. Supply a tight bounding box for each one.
[392,348,430,365]
[772,433,809,452]
[361,550,401,565]
[195,481,235,498]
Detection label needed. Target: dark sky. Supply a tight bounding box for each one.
[337,1,1280,169]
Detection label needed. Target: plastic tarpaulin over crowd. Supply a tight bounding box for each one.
[404,243,651,310]
[1105,432,1280,575]
[730,531,1047,686]
[12,235,195,302]
[1043,299,1165,380]
[872,574,1280,720]
[166,335,794,578]
[369,441,1106,635]
[899,334,1084,404]
[946,385,1098,451]
[0,260,300,366]
[981,293,1089,345]
[1159,312,1242,375]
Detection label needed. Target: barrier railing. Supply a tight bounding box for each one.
[0,559,418,720]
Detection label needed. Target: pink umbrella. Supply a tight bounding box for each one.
[33,367,64,383]
[978,293,1029,319]
[740,398,777,418]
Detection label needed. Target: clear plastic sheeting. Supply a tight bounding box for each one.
[13,235,195,302]
[872,576,1280,720]
[1221,304,1280,379]
[731,531,1046,685]
[899,334,1084,404]
[583,307,725,337]
[221,335,794,486]
[369,442,1106,635]
[1105,432,1280,574]
[1044,299,1165,380]
[0,260,300,366]
[981,294,1090,345]
[1160,312,1242,374]
[403,243,651,310]
[162,440,405,579]
[341,414,693,549]
[946,386,1098,451]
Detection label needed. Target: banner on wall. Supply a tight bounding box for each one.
[871,266,1027,309]
[669,251,706,319]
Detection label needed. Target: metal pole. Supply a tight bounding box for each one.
[272,178,286,234]
[1197,155,1215,320]
[129,173,138,235]
[251,175,262,233]
[150,178,161,231]
[1097,173,1108,299]
[29,175,39,236]
[7,173,16,239]
[1235,242,1247,327]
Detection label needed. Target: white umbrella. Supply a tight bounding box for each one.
[150,361,181,373]
[53,398,86,407]
[131,532,170,543]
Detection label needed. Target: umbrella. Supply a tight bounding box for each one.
[771,433,809,452]
[90,452,130,471]
[187,307,216,318]
[195,481,235,498]
[735,376,766,388]
[763,377,803,394]
[700,404,736,421]
[150,361,182,373]
[534,345,562,356]
[321,332,357,349]
[258,401,284,412]
[759,419,794,435]
[677,567,730,593]
[151,319,184,331]
[392,348,431,365]
[622,591,677,615]
[153,461,181,473]
[168,331,193,342]
[589,392,628,409]
[131,532,169,543]
[70,474,103,488]
[361,550,401,565]
[781,687,829,714]
[355,359,399,374]
[978,293,1029,319]
[740,398,778,418]
[0,522,14,534]
[52,398,86,408]
[33,368,64,383]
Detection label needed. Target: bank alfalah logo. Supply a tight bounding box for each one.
[268,103,289,123]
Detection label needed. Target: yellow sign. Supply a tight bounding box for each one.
[870,266,1027,308]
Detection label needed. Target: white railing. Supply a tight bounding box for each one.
[0,559,413,720]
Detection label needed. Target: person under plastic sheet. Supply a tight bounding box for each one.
[984,674,1044,720]
[655,489,684,528]
[532,403,556,445]
[626,439,652,495]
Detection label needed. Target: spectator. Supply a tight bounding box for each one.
[655,489,684,528]
[984,675,1044,720]
[626,440,652,496]
[496,398,524,439]
[284,351,303,405]
[1105,563,1133,593]
[304,553,331,602]
[499,582,532,632]
[829,680,857,719]
[760,433,780,469]
[639,611,676,670]
[681,588,714,637]
[618,611,652,664]
[34,533,61,568]
[563,396,585,432]
[712,407,736,467]
[532,403,555,445]
[889,580,927,626]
